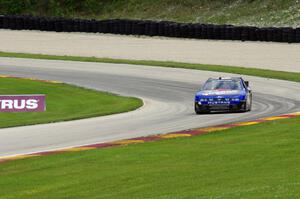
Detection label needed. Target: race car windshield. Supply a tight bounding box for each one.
[202,80,242,90]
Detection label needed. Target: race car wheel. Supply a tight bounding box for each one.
[239,94,252,112]
[247,99,252,111]
[246,94,252,111]
[239,101,248,112]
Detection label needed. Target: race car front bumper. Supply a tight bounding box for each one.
[195,101,246,111]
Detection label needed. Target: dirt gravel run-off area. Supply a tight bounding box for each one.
[0,30,300,73]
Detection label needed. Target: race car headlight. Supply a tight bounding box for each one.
[240,95,246,101]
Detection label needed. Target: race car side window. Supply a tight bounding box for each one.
[241,80,248,90]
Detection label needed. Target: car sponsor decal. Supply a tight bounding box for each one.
[202,90,240,96]
[208,101,230,105]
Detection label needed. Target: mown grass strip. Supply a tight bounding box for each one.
[1,51,300,83]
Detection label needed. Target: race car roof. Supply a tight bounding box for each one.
[208,77,242,81]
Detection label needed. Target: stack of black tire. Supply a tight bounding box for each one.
[0,15,299,43]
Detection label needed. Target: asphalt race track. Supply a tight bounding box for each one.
[1,57,300,157]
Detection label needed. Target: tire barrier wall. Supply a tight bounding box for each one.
[1,15,300,43]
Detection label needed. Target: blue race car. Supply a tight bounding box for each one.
[194,77,252,114]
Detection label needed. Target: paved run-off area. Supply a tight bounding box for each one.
[0,30,300,72]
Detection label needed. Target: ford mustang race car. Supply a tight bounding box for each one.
[194,77,252,114]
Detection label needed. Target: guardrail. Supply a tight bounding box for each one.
[1,15,299,43]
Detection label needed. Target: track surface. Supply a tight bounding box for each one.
[1,30,300,72]
[1,57,300,157]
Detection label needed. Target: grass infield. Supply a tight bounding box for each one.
[0,77,142,128]
[1,51,300,83]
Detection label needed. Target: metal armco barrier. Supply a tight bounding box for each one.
[0,15,299,43]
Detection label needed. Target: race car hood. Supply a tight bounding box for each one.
[196,90,245,97]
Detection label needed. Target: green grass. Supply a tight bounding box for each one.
[1,117,300,198]
[2,51,300,83]
[1,0,300,27]
[0,77,142,128]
